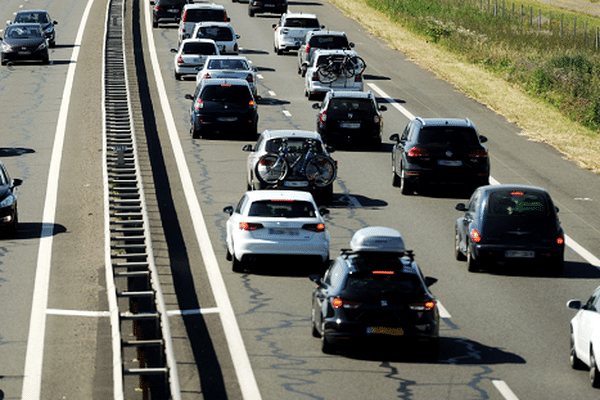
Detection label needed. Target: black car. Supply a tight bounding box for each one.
[390,117,489,195]
[247,0,288,17]
[313,90,386,150]
[0,162,22,236]
[185,78,258,139]
[11,10,57,47]
[455,184,565,274]
[310,226,439,355]
[151,0,189,28]
[1,23,49,65]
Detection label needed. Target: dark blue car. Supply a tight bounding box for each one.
[12,10,57,47]
[0,162,22,236]
[454,184,565,274]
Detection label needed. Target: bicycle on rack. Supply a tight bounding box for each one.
[254,138,337,188]
[318,54,366,84]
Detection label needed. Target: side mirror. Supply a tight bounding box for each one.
[242,144,253,152]
[318,207,329,216]
[401,132,408,142]
[312,103,321,109]
[325,145,335,153]
[170,48,177,53]
[223,206,234,216]
[348,42,355,48]
[455,203,468,211]
[236,34,240,39]
[12,178,23,187]
[53,21,58,25]
[309,273,323,285]
[555,206,560,213]
[379,105,387,112]
[567,299,582,310]
[226,17,231,22]
[389,133,400,142]
[479,135,488,143]
[272,24,277,29]
[424,276,437,287]
[185,94,194,100]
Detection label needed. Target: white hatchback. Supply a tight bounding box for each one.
[171,38,219,80]
[195,55,257,98]
[272,12,322,55]
[191,21,240,55]
[223,190,330,272]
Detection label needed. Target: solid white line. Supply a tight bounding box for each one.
[167,308,220,316]
[367,83,415,120]
[492,379,520,400]
[46,309,111,318]
[437,302,451,319]
[143,2,262,399]
[282,110,292,117]
[20,0,96,398]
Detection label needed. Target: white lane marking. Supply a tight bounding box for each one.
[257,73,264,80]
[367,83,415,120]
[282,110,292,117]
[46,309,111,318]
[167,308,220,316]
[268,90,276,96]
[20,0,96,399]
[492,379,520,400]
[437,301,451,319]
[143,2,262,399]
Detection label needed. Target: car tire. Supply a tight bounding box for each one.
[301,67,306,77]
[570,331,586,370]
[174,71,181,81]
[49,40,56,48]
[399,164,413,195]
[231,253,244,273]
[321,333,335,354]
[225,246,233,261]
[9,212,18,237]
[591,348,600,388]
[190,122,200,139]
[549,256,564,276]
[153,19,158,28]
[248,10,254,17]
[311,310,321,338]
[391,163,400,187]
[455,229,467,261]
[467,245,480,272]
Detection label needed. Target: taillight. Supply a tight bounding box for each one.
[354,75,362,82]
[249,99,256,108]
[239,222,264,231]
[304,44,311,53]
[332,297,362,309]
[319,110,327,123]
[194,98,203,111]
[407,147,429,157]
[311,73,319,81]
[246,74,253,83]
[222,11,228,22]
[470,229,482,243]
[557,232,565,246]
[469,149,488,158]
[203,73,211,79]
[259,158,275,167]
[154,5,163,11]
[373,115,380,124]
[234,43,238,53]
[409,301,436,311]
[176,55,184,64]
[302,223,325,232]
[181,10,187,22]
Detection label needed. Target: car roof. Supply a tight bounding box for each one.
[194,21,232,28]
[307,30,346,37]
[181,38,218,45]
[204,55,249,62]
[325,90,374,100]
[16,9,48,14]
[184,3,225,10]
[260,129,322,141]
[199,78,250,87]
[477,184,550,195]
[414,117,475,128]
[282,12,318,19]
[244,190,316,203]
[313,49,358,57]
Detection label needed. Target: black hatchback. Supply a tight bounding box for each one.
[390,117,489,195]
[151,0,189,28]
[247,0,288,17]
[185,79,258,139]
[1,23,49,65]
[313,90,386,150]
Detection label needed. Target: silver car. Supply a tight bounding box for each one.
[304,49,365,100]
[195,55,257,98]
[297,30,353,77]
[171,38,219,80]
[272,13,322,55]
[191,22,240,55]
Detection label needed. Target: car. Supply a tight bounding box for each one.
[191,22,240,55]
[223,190,330,272]
[567,285,600,388]
[272,13,323,55]
[171,38,219,80]
[195,55,257,98]
[248,0,288,17]
[242,129,336,203]
[390,117,490,195]
[151,0,190,28]
[304,49,365,100]
[1,23,49,65]
[454,184,565,274]
[0,162,22,236]
[178,3,230,45]
[9,10,57,47]
[309,226,439,355]
[312,90,386,149]
[297,30,354,77]
[185,78,258,139]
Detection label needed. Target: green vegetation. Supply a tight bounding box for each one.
[366,0,600,132]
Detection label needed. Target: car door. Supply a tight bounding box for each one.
[459,189,481,252]
[313,260,345,331]
[575,288,600,364]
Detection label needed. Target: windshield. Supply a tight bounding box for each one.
[284,18,320,28]
[265,138,323,153]
[248,200,317,218]
[310,36,348,48]
[6,26,43,39]
[417,127,480,146]
[329,98,375,113]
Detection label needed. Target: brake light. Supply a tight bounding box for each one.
[319,110,327,123]
[372,270,394,275]
[469,149,488,158]
[332,297,362,309]
[222,11,228,22]
[409,301,436,311]
[510,191,524,196]
[246,74,253,83]
[203,73,211,79]
[304,44,311,53]
[234,43,238,53]
[354,75,362,82]
[557,232,565,246]
[259,158,275,166]
[249,99,256,107]
[194,98,203,111]
[470,229,482,243]
[154,5,163,11]
[181,10,187,22]
[176,55,184,64]
[373,115,380,124]
[312,73,319,81]
[302,223,326,232]
[407,147,429,157]
[239,222,264,231]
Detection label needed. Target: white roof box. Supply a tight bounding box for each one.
[350,227,406,253]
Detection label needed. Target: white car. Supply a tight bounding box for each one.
[191,21,240,55]
[195,55,257,98]
[178,3,230,45]
[272,12,323,55]
[567,285,600,387]
[171,38,219,80]
[304,49,364,100]
[223,190,330,272]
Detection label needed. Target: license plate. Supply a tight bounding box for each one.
[167,9,179,13]
[438,159,462,166]
[367,326,404,336]
[340,122,360,129]
[268,228,299,236]
[505,250,535,258]
[18,51,31,55]
[217,117,237,122]
[283,181,309,187]
[265,3,275,6]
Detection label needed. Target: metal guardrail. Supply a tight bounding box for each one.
[103,0,181,398]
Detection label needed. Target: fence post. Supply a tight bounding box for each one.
[561,14,564,36]
[538,9,542,28]
[520,5,524,25]
[530,7,533,26]
[574,17,577,40]
[596,26,599,51]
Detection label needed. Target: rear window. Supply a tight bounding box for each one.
[182,42,217,55]
[345,257,425,295]
[265,138,324,153]
[185,9,226,22]
[309,35,348,48]
[417,127,480,146]
[207,58,247,70]
[197,26,233,41]
[488,190,549,217]
[200,85,251,102]
[248,200,316,218]
[283,18,320,28]
[15,12,49,23]
[329,98,375,113]
[158,0,187,6]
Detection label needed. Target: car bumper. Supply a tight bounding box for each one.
[0,207,17,228]
[2,49,48,63]
[175,65,203,75]
[403,165,489,187]
[233,237,330,262]
[250,6,287,14]
[322,317,439,344]
[318,126,381,147]
[471,243,564,263]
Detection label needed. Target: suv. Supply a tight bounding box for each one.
[312,91,386,149]
[178,3,230,45]
[272,13,323,55]
[248,0,288,17]
[390,117,490,195]
[304,49,365,100]
[151,0,189,28]
[191,22,240,55]
[185,79,258,139]
[298,31,353,77]
[309,226,439,355]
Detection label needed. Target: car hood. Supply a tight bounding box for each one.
[3,37,46,47]
[0,186,11,202]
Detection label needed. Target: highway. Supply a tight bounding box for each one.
[1,0,600,399]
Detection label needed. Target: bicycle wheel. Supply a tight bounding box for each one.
[348,56,366,75]
[305,155,337,188]
[255,153,289,185]
[318,66,337,84]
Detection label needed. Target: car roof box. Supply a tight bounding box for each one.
[350,226,406,253]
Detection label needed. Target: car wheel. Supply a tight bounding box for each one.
[174,71,181,81]
[190,122,200,139]
[391,163,400,187]
[9,211,18,237]
[549,256,564,276]
[321,333,335,354]
[153,19,158,28]
[49,40,56,48]
[570,331,586,370]
[248,10,254,17]
[311,309,321,338]
[467,245,480,272]
[231,253,244,273]
[225,246,233,261]
[455,229,467,261]
[301,67,306,77]
[399,164,413,195]
[591,348,600,388]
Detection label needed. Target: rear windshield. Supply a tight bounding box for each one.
[417,127,480,146]
[265,138,324,153]
[207,58,247,70]
[316,54,353,67]
[345,257,425,295]
[488,190,549,217]
[185,9,226,22]
[309,36,348,48]
[283,18,320,28]
[158,0,187,6]
[182,42,217,55]
[15,12,49,23]
[329,98,375,113]
[196,26,233,41]
[200,85,251,102]
[248,200,316,218]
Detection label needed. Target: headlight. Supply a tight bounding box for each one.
[2,42,14,52]
[0,194,15,208]
[36,42,47,51]
[44,26,54,34]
